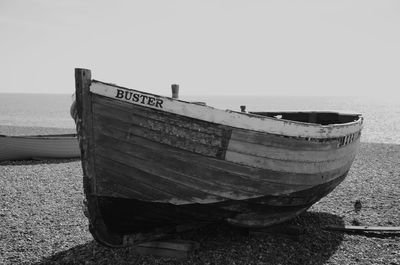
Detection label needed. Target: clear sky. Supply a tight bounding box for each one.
[1,0,399,96]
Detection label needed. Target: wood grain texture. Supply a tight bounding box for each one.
[92,132,350,201]
[96,170,348,234]
[225,148,357,174]
[225,127,360,174]
[227,136,360,162]
[73,73,363,247]
[90,99,354,203]
[92,95,231,158]
[74,69,124,247]
[90,81,363,138]
[93,130,309,202]
[230,128,358,151]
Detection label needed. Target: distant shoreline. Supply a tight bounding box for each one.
[1,94,399,144]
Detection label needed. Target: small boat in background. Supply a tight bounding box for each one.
[0,134,80,161]
[72,68,363,247]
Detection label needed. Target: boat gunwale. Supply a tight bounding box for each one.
[90,79,363,136]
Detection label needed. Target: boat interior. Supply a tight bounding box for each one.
[251,111,361,125]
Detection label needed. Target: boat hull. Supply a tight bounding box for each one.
[89,93,359,205]
[73,69,363,247]
[96,170,347,234]
[0,134,80,161]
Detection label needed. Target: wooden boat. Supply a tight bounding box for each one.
[72,68,363,247]
[0,133,80,161]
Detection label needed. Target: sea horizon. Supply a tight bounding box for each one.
[0,93,399,144]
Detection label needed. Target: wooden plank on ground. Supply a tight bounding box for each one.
[135,239,199,259]
[325,225,400,232]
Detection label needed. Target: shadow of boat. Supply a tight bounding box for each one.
[34,211,344,265]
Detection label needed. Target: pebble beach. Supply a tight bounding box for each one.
[1,125,399,265]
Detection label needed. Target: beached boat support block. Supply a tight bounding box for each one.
[134,239,199,259]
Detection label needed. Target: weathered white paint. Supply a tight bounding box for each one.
[225,146,357,174]
[226,135,360,162]
[90,81,363,139]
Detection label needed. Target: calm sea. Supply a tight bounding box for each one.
[0,93,398,144]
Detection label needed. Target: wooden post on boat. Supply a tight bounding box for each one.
[240,105,246,113]
[171,84,179,99]
[75,68,124,247]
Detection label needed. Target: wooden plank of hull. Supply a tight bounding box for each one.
[227,135,360,162]
[225,128,360,174]
[92,95,231,158]
[91,113,352,203]
[226,171,348,227]
[93,95,227,137]
[95,139,350,203]
[91,103,355,185]
[230,128,354,151]
[89,92,357,205]
[244,170,347,207]
[95,154,230,203]
[97,170,348,234]
[92,91,360,177]
[94,94,360,165]
[225,146,358,174]
[93,132,305,201]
